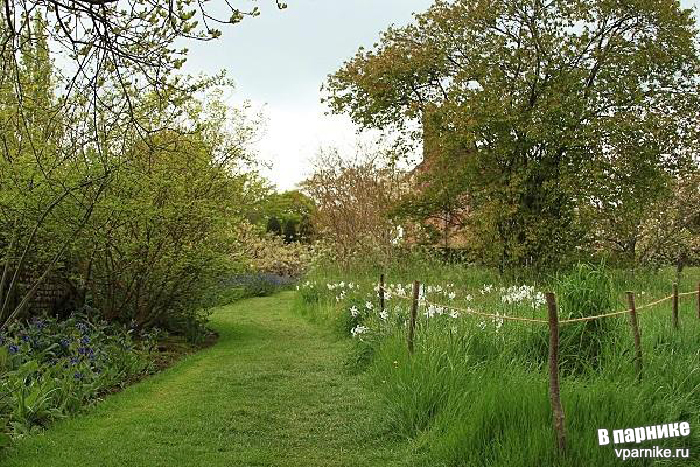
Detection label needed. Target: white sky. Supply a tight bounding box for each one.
[182,0,699,191]
[182,0,433,190]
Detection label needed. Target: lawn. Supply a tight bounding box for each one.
[1,292,411,467]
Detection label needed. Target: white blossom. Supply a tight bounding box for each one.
[351,325,369,337]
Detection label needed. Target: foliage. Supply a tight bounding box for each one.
[256,190,316,243]
[396,148,474,251]
[266,217,283,236]
[282,219,297,244]
[0,14,112,326]
[0,7,275,334]
[0,18,268,335]
[218,273,296,302]
[325,0,700,270]
[231,222,316,279]
[637,170,700,269]
[300,147,407,266]
[1,0,286,150]
[68,90,263,334]
[297,259,700,466]
[0,312,156,437]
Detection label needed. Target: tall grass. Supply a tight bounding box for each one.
[298,255,700,466]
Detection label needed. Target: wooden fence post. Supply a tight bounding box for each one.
[546,292,566,453]
[407,280,420,354]
[672,283,679,329]
[626,292,643,377]
[379,273,385,316]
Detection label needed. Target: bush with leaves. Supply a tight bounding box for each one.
[232,222,316,279]
[217,273,296,302]
[51,89,267,337]
[0,311,156,439]
[300,147,407,267]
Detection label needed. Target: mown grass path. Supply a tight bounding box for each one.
[3,292,409,467]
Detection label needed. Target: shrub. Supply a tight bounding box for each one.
[0,311,156,437]
[232,222,316,278]
[219,273,296,301]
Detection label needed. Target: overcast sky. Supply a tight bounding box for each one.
[183,0,699,191]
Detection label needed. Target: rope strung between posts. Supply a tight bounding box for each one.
[388,291,549,324]
[383,287,693,326]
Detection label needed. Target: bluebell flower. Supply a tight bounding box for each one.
[74,372,83,380]
[21,335,30,342]
[70,356,79,365]
[81,335,91,344]
[8,345,19,354]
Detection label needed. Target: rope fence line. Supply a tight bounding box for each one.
[375,277,699,455]
[381,287,694,326]
[388,292,549,324]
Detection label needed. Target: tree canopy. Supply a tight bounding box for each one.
[326,0,700,269]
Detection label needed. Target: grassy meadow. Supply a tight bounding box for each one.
[295,254,700,466]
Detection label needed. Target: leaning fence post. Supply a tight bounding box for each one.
[407,280,420,354]
[626,292,643,377]
[672,283,679,329]
[546,292,566,453]
[379,273,385,316]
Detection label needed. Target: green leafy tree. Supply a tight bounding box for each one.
[0,14,111,326]
[325,0,700,270]
[0,2,282,328]
[282,219,297,244]
[73,90,264,329]
[298,214,315,243]
[266,217,283,236]
[257,190,316,243]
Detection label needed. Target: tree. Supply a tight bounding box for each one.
[0,2,280,327]
[282,219,297,244]
[0,14,111,326]
[257,190,316,243]
[69,90,264,328]
[325,0,700,269]
[266,217,283,236]
[1,0,287,126]
[300,147,407,265]
[638,170,700,272]
[298,214,315,243]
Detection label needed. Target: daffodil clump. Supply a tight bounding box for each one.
[296,279,551,341]
[296,259,700,466]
